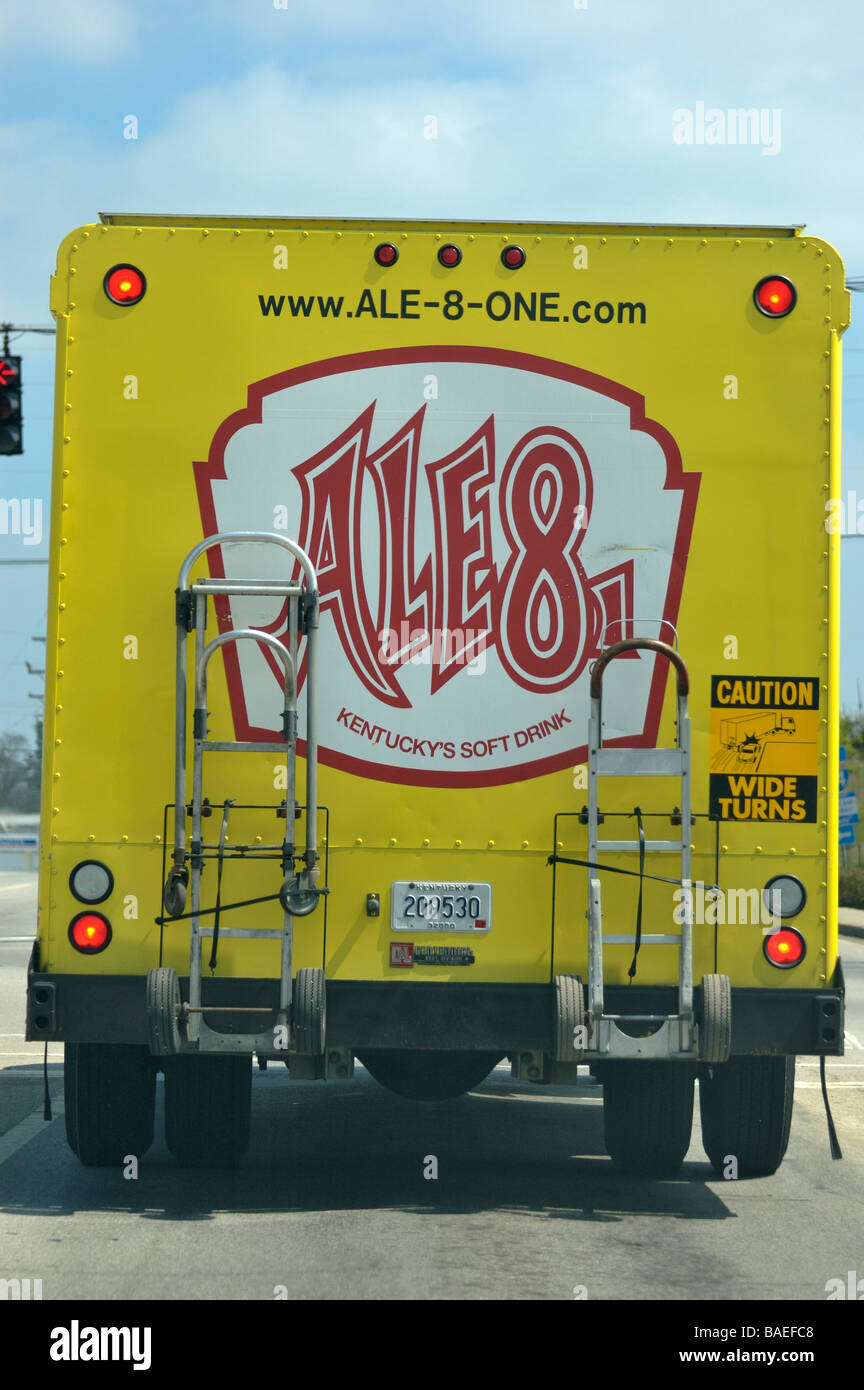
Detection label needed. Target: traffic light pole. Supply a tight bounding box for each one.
[1,324,56,350]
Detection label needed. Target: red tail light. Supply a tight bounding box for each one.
[69,912,112,954]
[374,243,398,267]
[104,264,146,305]
[763,927,806,969]
[501,245,526,269]
[754,276,796,318]
[438,244,462,267]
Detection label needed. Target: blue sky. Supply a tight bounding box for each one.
[1,0,863,741]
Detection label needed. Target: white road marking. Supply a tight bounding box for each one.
[1,1054,63,1060]
[799,1061,864,1068]
[0,882,36,893]
[795,1083,864,1089]
[0,937,37,943]
[0,1046,61,1054]
[0,1101,64,1167]
[844,1031,864,1051]
[1,1059,62,1065]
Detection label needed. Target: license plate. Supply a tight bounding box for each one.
[390,881,492,934]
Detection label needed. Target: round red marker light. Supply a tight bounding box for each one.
[438,244,462,267]
[69,912,112,954]
[374,243,398,267]
[104,264,146,305]
[501,245,526,269]
[763,927,806,969]
[754,275,796,318]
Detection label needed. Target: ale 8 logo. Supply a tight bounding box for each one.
[197,347,697,785]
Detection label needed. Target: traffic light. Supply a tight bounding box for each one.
[0,355,22,455]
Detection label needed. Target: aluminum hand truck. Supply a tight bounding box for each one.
[146,531,324,1059]
[554,638,732,1064]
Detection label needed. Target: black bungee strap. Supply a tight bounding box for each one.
[154,889,283,927]
[627,806,646,983]
[208,799,233,972]
[548,807,718,984]
[547,853,716,895]
[820,1055,843,1160]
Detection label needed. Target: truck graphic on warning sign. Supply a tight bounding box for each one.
[716,711,797,767]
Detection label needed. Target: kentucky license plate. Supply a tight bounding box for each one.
[390,881,492,934]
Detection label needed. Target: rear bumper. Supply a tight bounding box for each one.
[26,964,845,1056]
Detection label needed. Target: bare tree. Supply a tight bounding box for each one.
[0,732,40,811]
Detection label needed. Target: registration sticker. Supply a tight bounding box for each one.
[390,942,414,968]
[389,942,475,968]
[390,881,492,934]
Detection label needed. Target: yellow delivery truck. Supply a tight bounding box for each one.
[26,215,848,1176]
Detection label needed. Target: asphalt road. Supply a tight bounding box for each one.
[1,871,862,1302]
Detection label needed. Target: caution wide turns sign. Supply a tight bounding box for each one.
[708,676,819,822]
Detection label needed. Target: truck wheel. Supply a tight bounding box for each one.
[554,974,585,1061]
[64,1043,156,1167]
[603,1061,695,1177]
[356,1050,503,1101]
[699,1055,795,1178]
[163,1054,252,1167]
[292,968,325,1055]
[699,974,732,1063]
[162,870,187,919]
[146,967,182,1056]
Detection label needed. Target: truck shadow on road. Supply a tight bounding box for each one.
[1,1066,734,1224]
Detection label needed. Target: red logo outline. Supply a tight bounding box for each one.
[194,345,699,788]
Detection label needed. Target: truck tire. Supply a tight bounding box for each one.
[699,973,732,1063]
[163,1054,252,1167]
[554,974,585,1062]
[292,967,326,1055]
[699,1055,795,1178]
[65,1043,156,1167]
[146,967,182,1056]
[357,1050,503,1101]
[603,1061,696,1177]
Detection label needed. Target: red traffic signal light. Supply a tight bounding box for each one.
[0,356,22,455]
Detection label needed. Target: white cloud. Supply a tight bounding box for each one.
[0,0,139,63]
[1,0,862,733]
[0,51,861,327]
